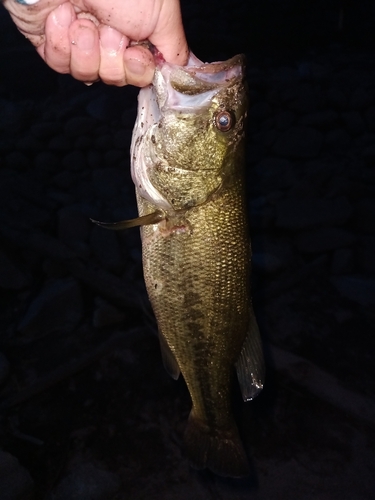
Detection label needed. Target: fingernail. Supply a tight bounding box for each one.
[16,0,40,5]
[100,26,124,54]
[74,26,95,51]
[126,58,147,76]
[53,3,72,28]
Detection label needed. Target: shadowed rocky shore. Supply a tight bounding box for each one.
[1,1,375,498]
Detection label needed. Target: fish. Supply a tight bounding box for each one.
[92,51,264,478]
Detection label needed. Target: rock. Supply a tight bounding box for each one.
[249,196,276,229]
[252,252,283,274]
[48,134,71,151]
[86,93,126,121]
[252,237,294,274]
[17,278,84,338]
[93,297,126,328]
[95,134,113,150]
[324,175,352,198]
[86,94,113,121]
[91,168,125,200]
[275,110,296,131]
[0,249,30,290]
[254,157,295,190]
[42,259,69,279]
[5,151,30,171]
[47,462,121,500]
[247,142,266,165]
[355,133,375,149]
[299,110,338,128]
[87,150,102,169]
[298,61,330,81]
[296,228,355,253]
[0,352,10,385]
[324,128,352,150]
[16,135,44,152]
[273,127,323,158]
[0,136,15,152]
[34,151,61,174]
[0,450,34,500]
[341,111,366,136]
[324,88,347,111]
[249,101,272,122]
[104,150,125,167]
[331,275,375,307]
[90,225,124,274]
[30,121,61,139]
[287,85,322,113]
[74,135,92,150]
[350,86,374,110]
[301,160,332,189]
[270,66,299,84]
[361,145,375,166]
[331,248,353,275]
[355,198,375,233]
[0,99,31,133]
[357,236,375,274]
[63,116,97,138]
[51,170,77,190]
[252,129,278,147]
[121,105,137,128]
[364,106,375,133]
[58,204,92,248]
[276,196,352,229]
[62,150,87,172]
[112,129,132,150]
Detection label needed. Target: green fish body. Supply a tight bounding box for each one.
[95,53,264,477]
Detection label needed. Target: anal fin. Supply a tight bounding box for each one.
[159,333,180,380]
[235,311,265,401]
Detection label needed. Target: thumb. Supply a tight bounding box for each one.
[148,0,189,65]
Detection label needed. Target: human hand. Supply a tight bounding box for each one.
[2,0,188,86]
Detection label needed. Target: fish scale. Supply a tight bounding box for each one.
[93,53,264,477]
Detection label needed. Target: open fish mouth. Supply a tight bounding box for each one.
[130,53,245,210]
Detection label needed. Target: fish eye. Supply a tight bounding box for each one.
[215,110,234,132]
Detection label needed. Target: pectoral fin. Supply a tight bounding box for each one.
[159,333,180,380]
[90,210,164,230]
[235,311,265,401]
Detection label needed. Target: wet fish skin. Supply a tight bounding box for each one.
[128,54,264,477]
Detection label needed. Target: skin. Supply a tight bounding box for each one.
[2,0,189,86]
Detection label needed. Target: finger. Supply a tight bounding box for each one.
[69,18,100,82]
[149,1,189,65]
[98,25,127,86]
[2,0,67,43]
[123,45,155,87]
[41,2,76,73]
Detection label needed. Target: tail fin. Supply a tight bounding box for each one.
[184,413,250,478]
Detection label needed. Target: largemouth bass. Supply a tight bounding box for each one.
[94,52,264,478]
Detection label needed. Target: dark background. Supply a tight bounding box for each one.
[1,1,375,499]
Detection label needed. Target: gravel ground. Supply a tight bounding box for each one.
[1,1,375,499]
